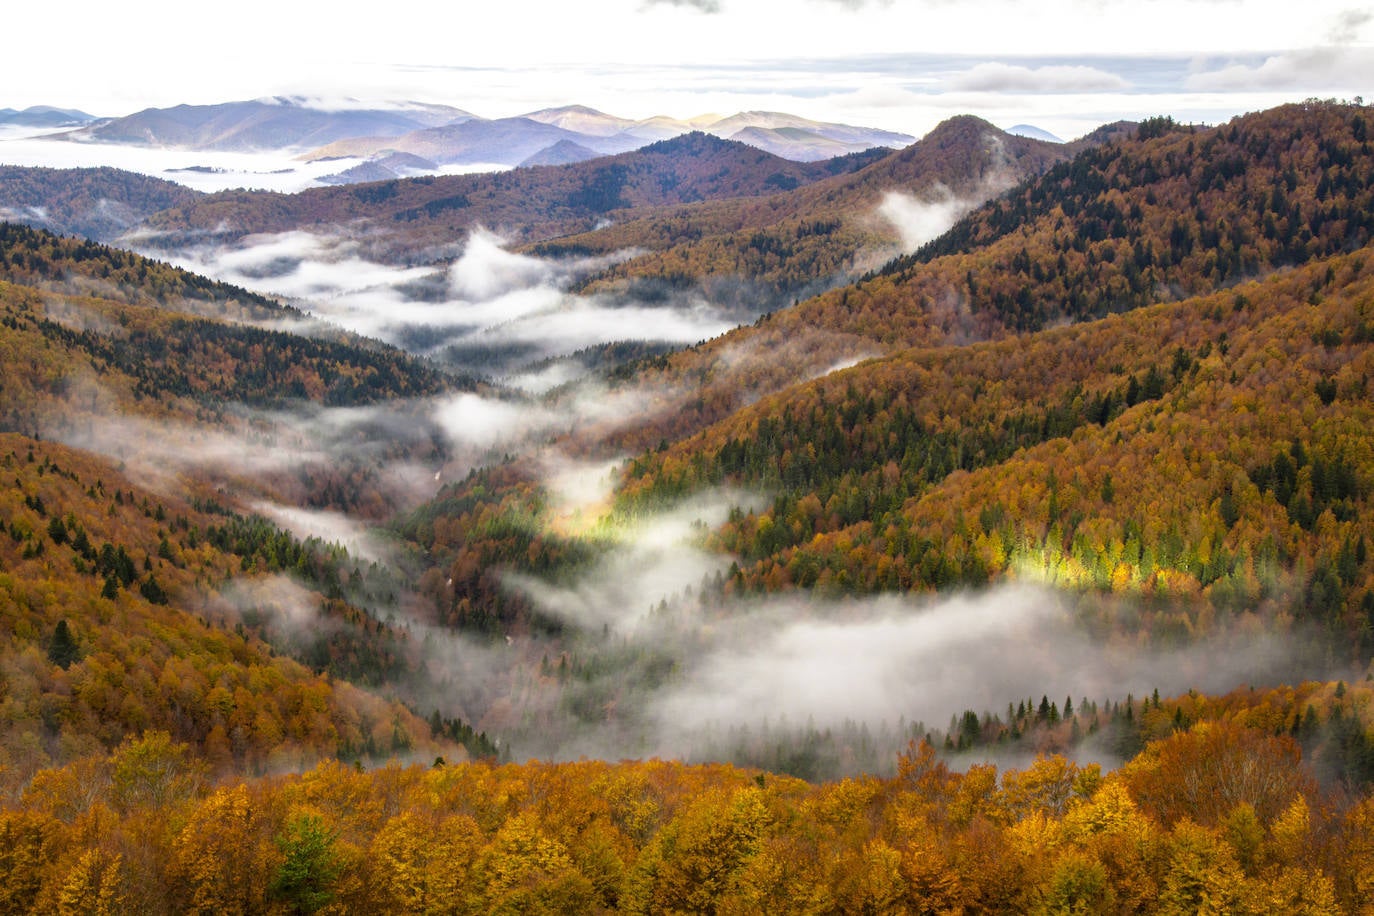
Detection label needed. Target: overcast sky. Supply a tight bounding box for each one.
[6,0,1372,139]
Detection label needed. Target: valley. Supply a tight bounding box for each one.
[1,94,1373,911]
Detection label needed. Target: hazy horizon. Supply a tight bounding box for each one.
[4,0,1370,142]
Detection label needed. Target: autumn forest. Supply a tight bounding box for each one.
[2,98,1374,912]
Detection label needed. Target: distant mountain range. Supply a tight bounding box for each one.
[305,104,917,168]
[57,96,473,152]
[134,131,891,259]
[1007,123,1065,143]
[34,97,916,171]
[0,105,97,128]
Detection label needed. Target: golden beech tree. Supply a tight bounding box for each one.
[170,784,277,915]
[1120,721,1313,827]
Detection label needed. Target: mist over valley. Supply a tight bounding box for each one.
[3,28,1374,901]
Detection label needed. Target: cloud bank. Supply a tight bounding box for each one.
[159,227,750,386]
[948,62,1132,93]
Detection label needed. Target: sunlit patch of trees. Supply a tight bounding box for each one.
[609,225,1374,657]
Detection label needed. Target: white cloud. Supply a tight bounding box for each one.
[508,513,730,634]
[216,575,324,637]
[877,187,973,252]
[641,0,722,10]
[1185,46,1374,91]
[448,229,555,300]
[648,586,1296,740]
[249,500,396,564]
[153,228,741,382]
[948,62,1131,93]
[1329,8,1372,44]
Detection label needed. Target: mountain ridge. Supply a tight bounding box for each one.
[135,131,887,260]
[58,97,474,152]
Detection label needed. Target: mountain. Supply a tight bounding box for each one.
[0,165,203,241]
[539,115,1079,307]
[708,109,915,151]
[603,102,1373,439]
[4,100,1374,911]
[623,113,716,142]
[403,103,1374,675]
[317,151,439,186]
[0,222,499,799]
[138,132,883,259]
[59,97,474,151]
[302,115,636,167]
[301,107,916,168]
[519,139,603,167]
[1006,123,1064,143]
[520,104,640,137]
[0,431,458,777]
[620,244,1374,625]
[0,105,97,128]
[0,221,462,408]
[724,125,887,162]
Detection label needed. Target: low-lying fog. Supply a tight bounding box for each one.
[20,128,1323,779]
[158,227,757,387]
[334,481,1317,777]
[0,128,497,193]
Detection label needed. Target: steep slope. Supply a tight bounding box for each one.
[0,166,203,242]
[0,222,459,402]
[0,431,456,794]
[0,222,463,531]
[589,102,1372,453]
[537,116,1083,306]
[0,227,496,790]
[404,103,1374,647]
[138,133,882,260]
[618,243,1374,652]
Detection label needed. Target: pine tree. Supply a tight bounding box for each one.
[47,619,80,669]
[270,814,342,915]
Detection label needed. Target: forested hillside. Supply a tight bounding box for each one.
[586,101,1374,456]
[620,246,1374,649]
[5,99,1374,913]
[0,226,490,800]
[540,115,1093,306]
[0,433,463,796]
[137,133,887,259]
[0,166,202,243]
[0,223,462,425]
[399,101,1374,719]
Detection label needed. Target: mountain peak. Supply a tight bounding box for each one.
[640,130,754,157]
[1006,123,1064,143]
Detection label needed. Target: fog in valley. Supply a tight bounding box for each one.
[9,131,1335,781]
[0,128,501,193]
